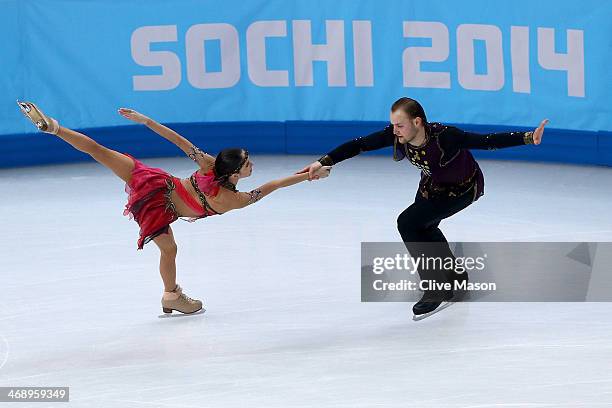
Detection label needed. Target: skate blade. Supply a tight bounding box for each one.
[412,301,454,321]
[158,308,206,319]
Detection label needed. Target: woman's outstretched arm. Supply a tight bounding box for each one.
[231,166,332,209]
[118,108,215,169]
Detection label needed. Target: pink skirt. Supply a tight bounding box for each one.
[123,155,179,250]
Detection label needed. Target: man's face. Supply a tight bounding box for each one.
[390,109,421,145]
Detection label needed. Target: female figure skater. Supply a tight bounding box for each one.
[17,101,331,315]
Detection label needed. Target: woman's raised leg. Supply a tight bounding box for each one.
[55,126,135,183]
[18,100,134,183]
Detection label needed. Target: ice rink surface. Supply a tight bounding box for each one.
[1,155,612,407]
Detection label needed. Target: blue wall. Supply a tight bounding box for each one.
[2,1,611,167]
[3,122,610,168]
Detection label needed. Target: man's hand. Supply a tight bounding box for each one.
[312,166,332,180]
[533,119,549,145]
[296,161,324,180]
[118,108,150,125]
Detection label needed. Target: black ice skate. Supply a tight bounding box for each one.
[448,270,469,300]
[412,289,454,321]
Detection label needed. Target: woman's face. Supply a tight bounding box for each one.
[237,155,253,178]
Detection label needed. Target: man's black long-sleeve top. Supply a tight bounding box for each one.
[318,122,534,200]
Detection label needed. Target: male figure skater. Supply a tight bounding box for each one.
[299,97,548,319]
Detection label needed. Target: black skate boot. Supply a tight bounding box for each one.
[412,289,454,321]
[446,270,469,300]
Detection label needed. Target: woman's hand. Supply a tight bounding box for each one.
[297,161,325,180]
[118,108,150,125]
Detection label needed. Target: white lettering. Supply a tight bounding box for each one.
[246,21,289,87]
[292,20,347,86]
[457,24,505,91]
[353,21,374,87]
[402,21,450,89]
[537,28,585,97]
[186,23,241,89]
[131,25,181,91]
[372,257,385,274]
[511,26,531,93]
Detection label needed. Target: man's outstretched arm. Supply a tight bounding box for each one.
[445,119,549,150]
[298,126,395,179]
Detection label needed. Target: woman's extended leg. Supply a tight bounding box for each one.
[18,101,134,183]
[55,126,135,183]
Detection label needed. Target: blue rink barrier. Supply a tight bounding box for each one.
[1,122,609,168]
[2,1,610,168]
[2,1,611,138]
